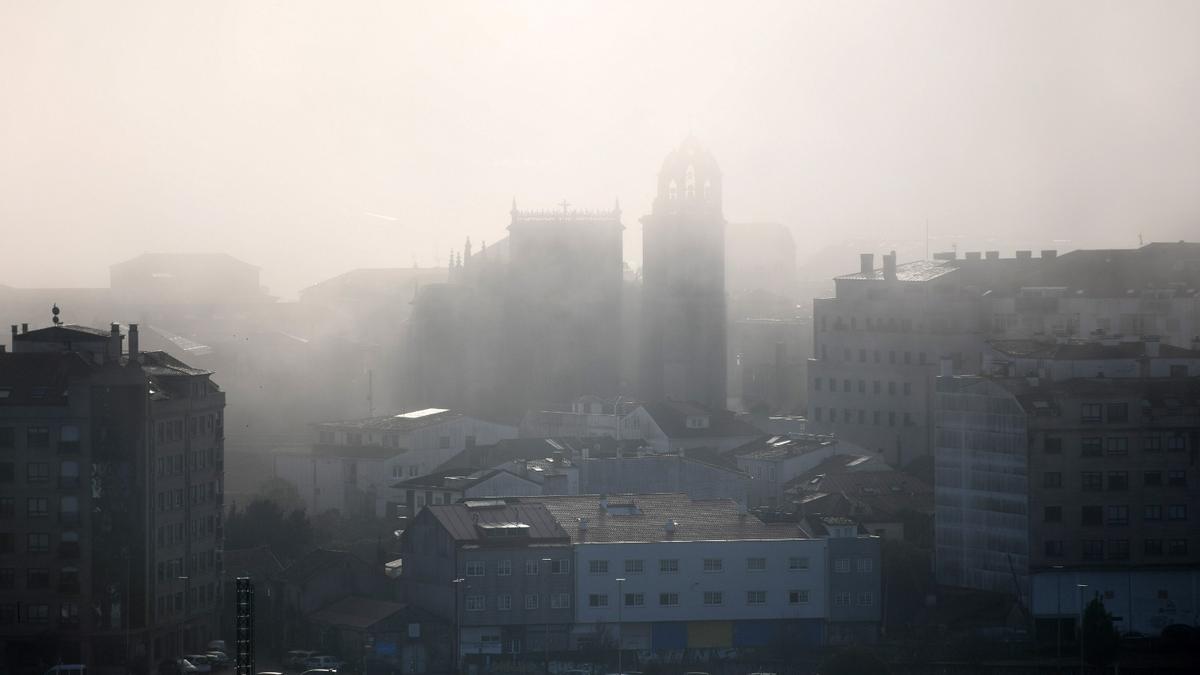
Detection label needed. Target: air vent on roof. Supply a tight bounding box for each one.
[665,519,677,534]
[475,522,530,538]
[463,499,507,510]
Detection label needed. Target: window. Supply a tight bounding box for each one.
[1081,505,1102,526]
[1143,436,1163,452]
[789,589,810,605]
[1144,471,1163,487]
[788,556,810,570]
[0,427,13,449]
[1107,540,1130,560]
[659,592,679,607]
[1081,472,1102,491]
[1044,472,1063,488]
[1105,505,1129,526]
[26,427,50,449]
[1044,540,1064,557]
[703,591,723,606]
[1107,472,1129,491]
[856,558,873,573]
[587,594,608,608]
[746,557,766,572]
[1081,540,1104,560]
[26,463,50,483]
[1043,506,1062,523]
[0,568,11,589]
[496,560,512,576]
[496,595,511,611]
[1166,435,1186,452]
[1081,403,1102,422]
[1106,403,1128,422]
[26,568,50,589]
[659,559,679,574]
[464,595,485,612]
[624,559,644,575]
[26,498,48,518]
[551,593,570,609]
[858,592,875,606]
[27,533,49,553]
[888,382,896,395]
[551,559,569,575]
[59,425,79,451]
[702,558,723,573]
[624,593,645,607]
[25,605,49,624]
[834,558,851,573]
[0,533,13,554]
[438,436,451,449]
[1167,504,1187,521]
[1166,539,1188,556]
[1105,437,1128,456]
[0,463,11,482]
[465,560,484,577]
[1044,437,1063,454]
[524,560,539,575]
[1080,438,1102,457]
[1144,539,1163,556]
[1144,505,1162,521]
[833,592,851,607]
[1167,470,1187,487]
[588,560,609,575]
[525,594,539,610]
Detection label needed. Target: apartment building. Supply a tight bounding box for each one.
[1,321,225,672]
[934,372,1199,636]
[810,242,1200,467]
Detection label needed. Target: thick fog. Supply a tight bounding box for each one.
[2,0,1198,298]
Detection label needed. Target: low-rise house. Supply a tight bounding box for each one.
[307,596,451,675]
[730,434,848,508]
[787,455,934,542]
[391,467,544,515]
[274,408,518,517]
[618,401,760,454]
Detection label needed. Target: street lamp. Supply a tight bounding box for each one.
[451,578,466,674]
[541,558,553,675]
[615,578,626,675]
[1076,583,1089,674]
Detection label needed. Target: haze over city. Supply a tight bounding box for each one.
[3,0,1198,297]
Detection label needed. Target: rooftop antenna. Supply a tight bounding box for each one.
[925,219,929,261]
[1138,232,1144,247]
[367,369,375,417]
[51,304,62,325]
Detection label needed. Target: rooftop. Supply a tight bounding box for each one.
[315,407,463,432]
[731,434,835,461]
[425,501,571,544]
[988,339,1200,360]
[308,596,408,630]
[510,493,807,544]
[836,259,958,283]
[641,401,761,439]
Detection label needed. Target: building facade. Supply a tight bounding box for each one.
[1,321,225,672]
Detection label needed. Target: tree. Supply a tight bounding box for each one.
[818,647,889,675]
[1081,595,1120,666]
[225,497,312,563]
[257,476,305,514]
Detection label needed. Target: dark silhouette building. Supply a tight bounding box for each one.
[641,138,728,410]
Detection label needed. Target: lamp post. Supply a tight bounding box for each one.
[541,558,553,675]
[451,578,465,674]
[1076,583,1089,675]
[1052,565,1064,658]
[615,578,626,675]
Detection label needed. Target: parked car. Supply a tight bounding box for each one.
[207,641,227,654]
[302,657,343,671]
[44,666,87,675]
[300,669,339,675]
[205,652,232,669]
[175,659,200,675]
[183,656,212,674]
[286,651,318,669]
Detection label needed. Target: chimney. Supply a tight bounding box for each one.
[108,323,121,362]
[664,519,677,534]
[128,323,139,358]
[939,356,954,378]
[578,517,589,531]
[859,253,874,275]
[965,251,981,261]
[10,325,16,343]
[0,345,5,353]
[1041,249,1058,261]
[985,251,1000,260]
[21,323,28,334]
[599,494,608,510]
[1015,250,1032,261]
[883,251,897,280]
[1144,335,1160,358]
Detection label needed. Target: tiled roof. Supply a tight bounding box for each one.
[510,493,807,544]
[279,548,364,584]
[135,350,213,377]
[788,464,933,518]
[731,434,833,460]
[426,501,570,544]
[309,596,407,630]
[392,467,538,492]
[641,402,761,439]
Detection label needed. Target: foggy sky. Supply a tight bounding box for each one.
[2,0,1198,299]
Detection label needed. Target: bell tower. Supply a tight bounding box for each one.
[640,137,727,409]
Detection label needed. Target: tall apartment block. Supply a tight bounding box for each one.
[1,320,225,672]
